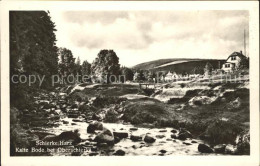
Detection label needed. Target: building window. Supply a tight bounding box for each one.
[225,64,230,68]
[231,56,236,60]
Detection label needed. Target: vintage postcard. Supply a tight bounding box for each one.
[1,1,259,166]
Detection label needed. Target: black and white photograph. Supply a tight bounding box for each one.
[1,1,259,166]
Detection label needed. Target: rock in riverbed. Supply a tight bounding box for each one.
[198,144,213,153]
[94,129,114,145]
[113,149,125,156]
[155,135,165,139]
[129,127,138,131]
[144,134,156,143]
[62,120,69,124]
[177,129,192,140]
[183,142,192,146]
[87,121,103,133]
[130,135,142,142]
[225,144,236,154]
[171,134,177,139]
[159,149,167,154]
[171,129,178,133]
[213,144,226,153]
[42,130,81,145]
[113,132,128,139]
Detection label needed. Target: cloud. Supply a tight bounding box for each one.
[50,10,249,67]
[63,11,129,25]
[67,15,152,50]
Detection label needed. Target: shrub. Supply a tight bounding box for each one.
[122,99,170,125]
[204,120,243,145]
[70,91,89,102]
[155,118,180,128]
[92,96,126,108]
[104,110,119,123]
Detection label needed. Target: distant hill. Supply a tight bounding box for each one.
[132,58,226,74]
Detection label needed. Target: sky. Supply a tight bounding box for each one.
[50,10,249,67]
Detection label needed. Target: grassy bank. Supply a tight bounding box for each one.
[105,82,249,147]
[67,81,249,148]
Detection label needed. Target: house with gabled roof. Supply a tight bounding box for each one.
[222,51,247,72]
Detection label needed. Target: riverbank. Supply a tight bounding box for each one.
[10,80,250,156]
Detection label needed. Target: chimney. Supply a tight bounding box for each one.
[240,50,243,54]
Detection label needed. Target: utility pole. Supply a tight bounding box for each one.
[244,29,246,57]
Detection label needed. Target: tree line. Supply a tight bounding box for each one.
[57,48,134,84]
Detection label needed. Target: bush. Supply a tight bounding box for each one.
[10,107,43,156]
[122,99,170,125]
[131,112,157,124]
[78,104,96,113]
[155,118,180,128]
[168,89,200,104]
[204,120,243,145]
[104,110,119,123]
[92,96,127,108]
[70,91,89,102]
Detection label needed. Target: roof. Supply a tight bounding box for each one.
[224,62,236,64]
[227,52,247,60]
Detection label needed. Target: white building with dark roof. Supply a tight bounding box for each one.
[222,51,247,72]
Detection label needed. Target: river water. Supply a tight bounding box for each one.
[46,116,204,156]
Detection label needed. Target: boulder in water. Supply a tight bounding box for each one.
[171,129,178,133]
[42,130,81,145]
[159,149,167,154]
[114,136,121,144]
[177,129,192,140]
[155,135,165,139]
[87,121,103,133]
[94,129,114,145]
[198,144,213,153]
[129,127,138,131]
[113,132,128,139]
[183,142,192,145]
[171,134,177,139]
[225,144,236,154]
[113,149,125,156]
[130,135,142,142]
[57,130,81,144]
[144,134,156,143]
[214,144,226,153]
[31,131,56,140]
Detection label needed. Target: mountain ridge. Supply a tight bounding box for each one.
[131,58,226,74]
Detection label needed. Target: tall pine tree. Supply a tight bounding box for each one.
[10,11,58,108]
